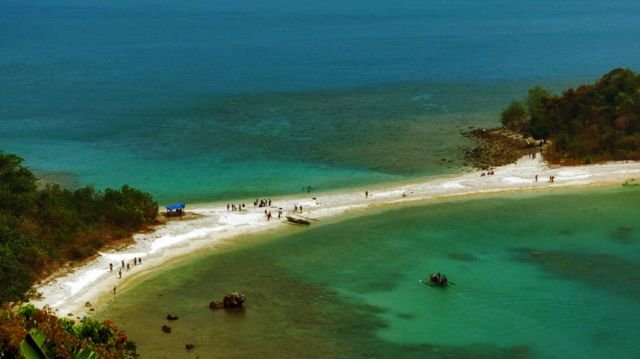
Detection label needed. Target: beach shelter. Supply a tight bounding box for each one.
[165,203,186,215]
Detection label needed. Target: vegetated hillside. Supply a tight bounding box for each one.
[0,152,158,304]
[501,68,640,163]
[0,305,138,358]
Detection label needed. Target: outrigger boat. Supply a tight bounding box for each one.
[419,273,450,287]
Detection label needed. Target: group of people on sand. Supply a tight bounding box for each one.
[293,205,303,213]
[481,170,495,176]
[429,272,448,286]
[109,257,143,294]
[255,198,271,207]
[227,203,245,211]
[264,207,284,221]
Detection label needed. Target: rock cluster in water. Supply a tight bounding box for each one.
[209,292,246,309]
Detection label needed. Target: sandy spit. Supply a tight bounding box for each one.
[29,156,640,318]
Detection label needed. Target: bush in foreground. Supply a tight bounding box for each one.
[0,304,137,358]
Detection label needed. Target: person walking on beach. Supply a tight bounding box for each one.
[365,190,368,198]
[109,263,113,272]
[126,263,130,271]
[535,175,538,182]
[113,286,116,295]
[118,269,122,279]
[121,260,125,268]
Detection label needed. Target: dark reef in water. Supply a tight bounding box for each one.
[611,227,636,244]
[511,248,640,301]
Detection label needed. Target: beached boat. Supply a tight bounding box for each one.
[284,215,311,225]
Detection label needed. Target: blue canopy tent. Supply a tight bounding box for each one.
[165,203,186,215]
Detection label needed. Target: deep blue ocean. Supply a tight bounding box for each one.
[3,0,640,202]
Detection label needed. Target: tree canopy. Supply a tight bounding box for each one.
[0,152,158,304]
[501,68,640,162]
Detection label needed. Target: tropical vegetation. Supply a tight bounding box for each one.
[0,304,137,358]
[501,68,640,163]
[0,152,158,304]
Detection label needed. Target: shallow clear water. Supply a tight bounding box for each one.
[98,187,640,358]
[3,0,640,201]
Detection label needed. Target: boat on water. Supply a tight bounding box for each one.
[420,273,450,287]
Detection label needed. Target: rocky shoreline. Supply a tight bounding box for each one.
[462,127,544,169]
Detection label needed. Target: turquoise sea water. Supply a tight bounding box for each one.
[3,0,640,201]
[5,2,640,357]
[98,187,640,358]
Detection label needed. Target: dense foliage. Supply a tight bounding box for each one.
[501,68,640,163]
[0,152,158,304]
[0,304,137,358]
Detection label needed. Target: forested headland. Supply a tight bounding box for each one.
[0,152,158,304]
[501,68,640,163]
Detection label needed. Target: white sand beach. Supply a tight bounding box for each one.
[29,156,640,318]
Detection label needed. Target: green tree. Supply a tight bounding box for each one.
[0,153,37,218]
[500,101,527,131]
[526,86,551,120]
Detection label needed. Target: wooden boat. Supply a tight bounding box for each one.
[419,274,450,287]
[284,215,310,225]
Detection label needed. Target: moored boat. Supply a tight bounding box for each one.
[420,273,449,287]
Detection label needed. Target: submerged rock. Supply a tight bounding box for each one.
[223,292,246,308]
[161,325,171,333]
[210,292,246,310]
[185,344,195,351]
[166,314,179,320]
